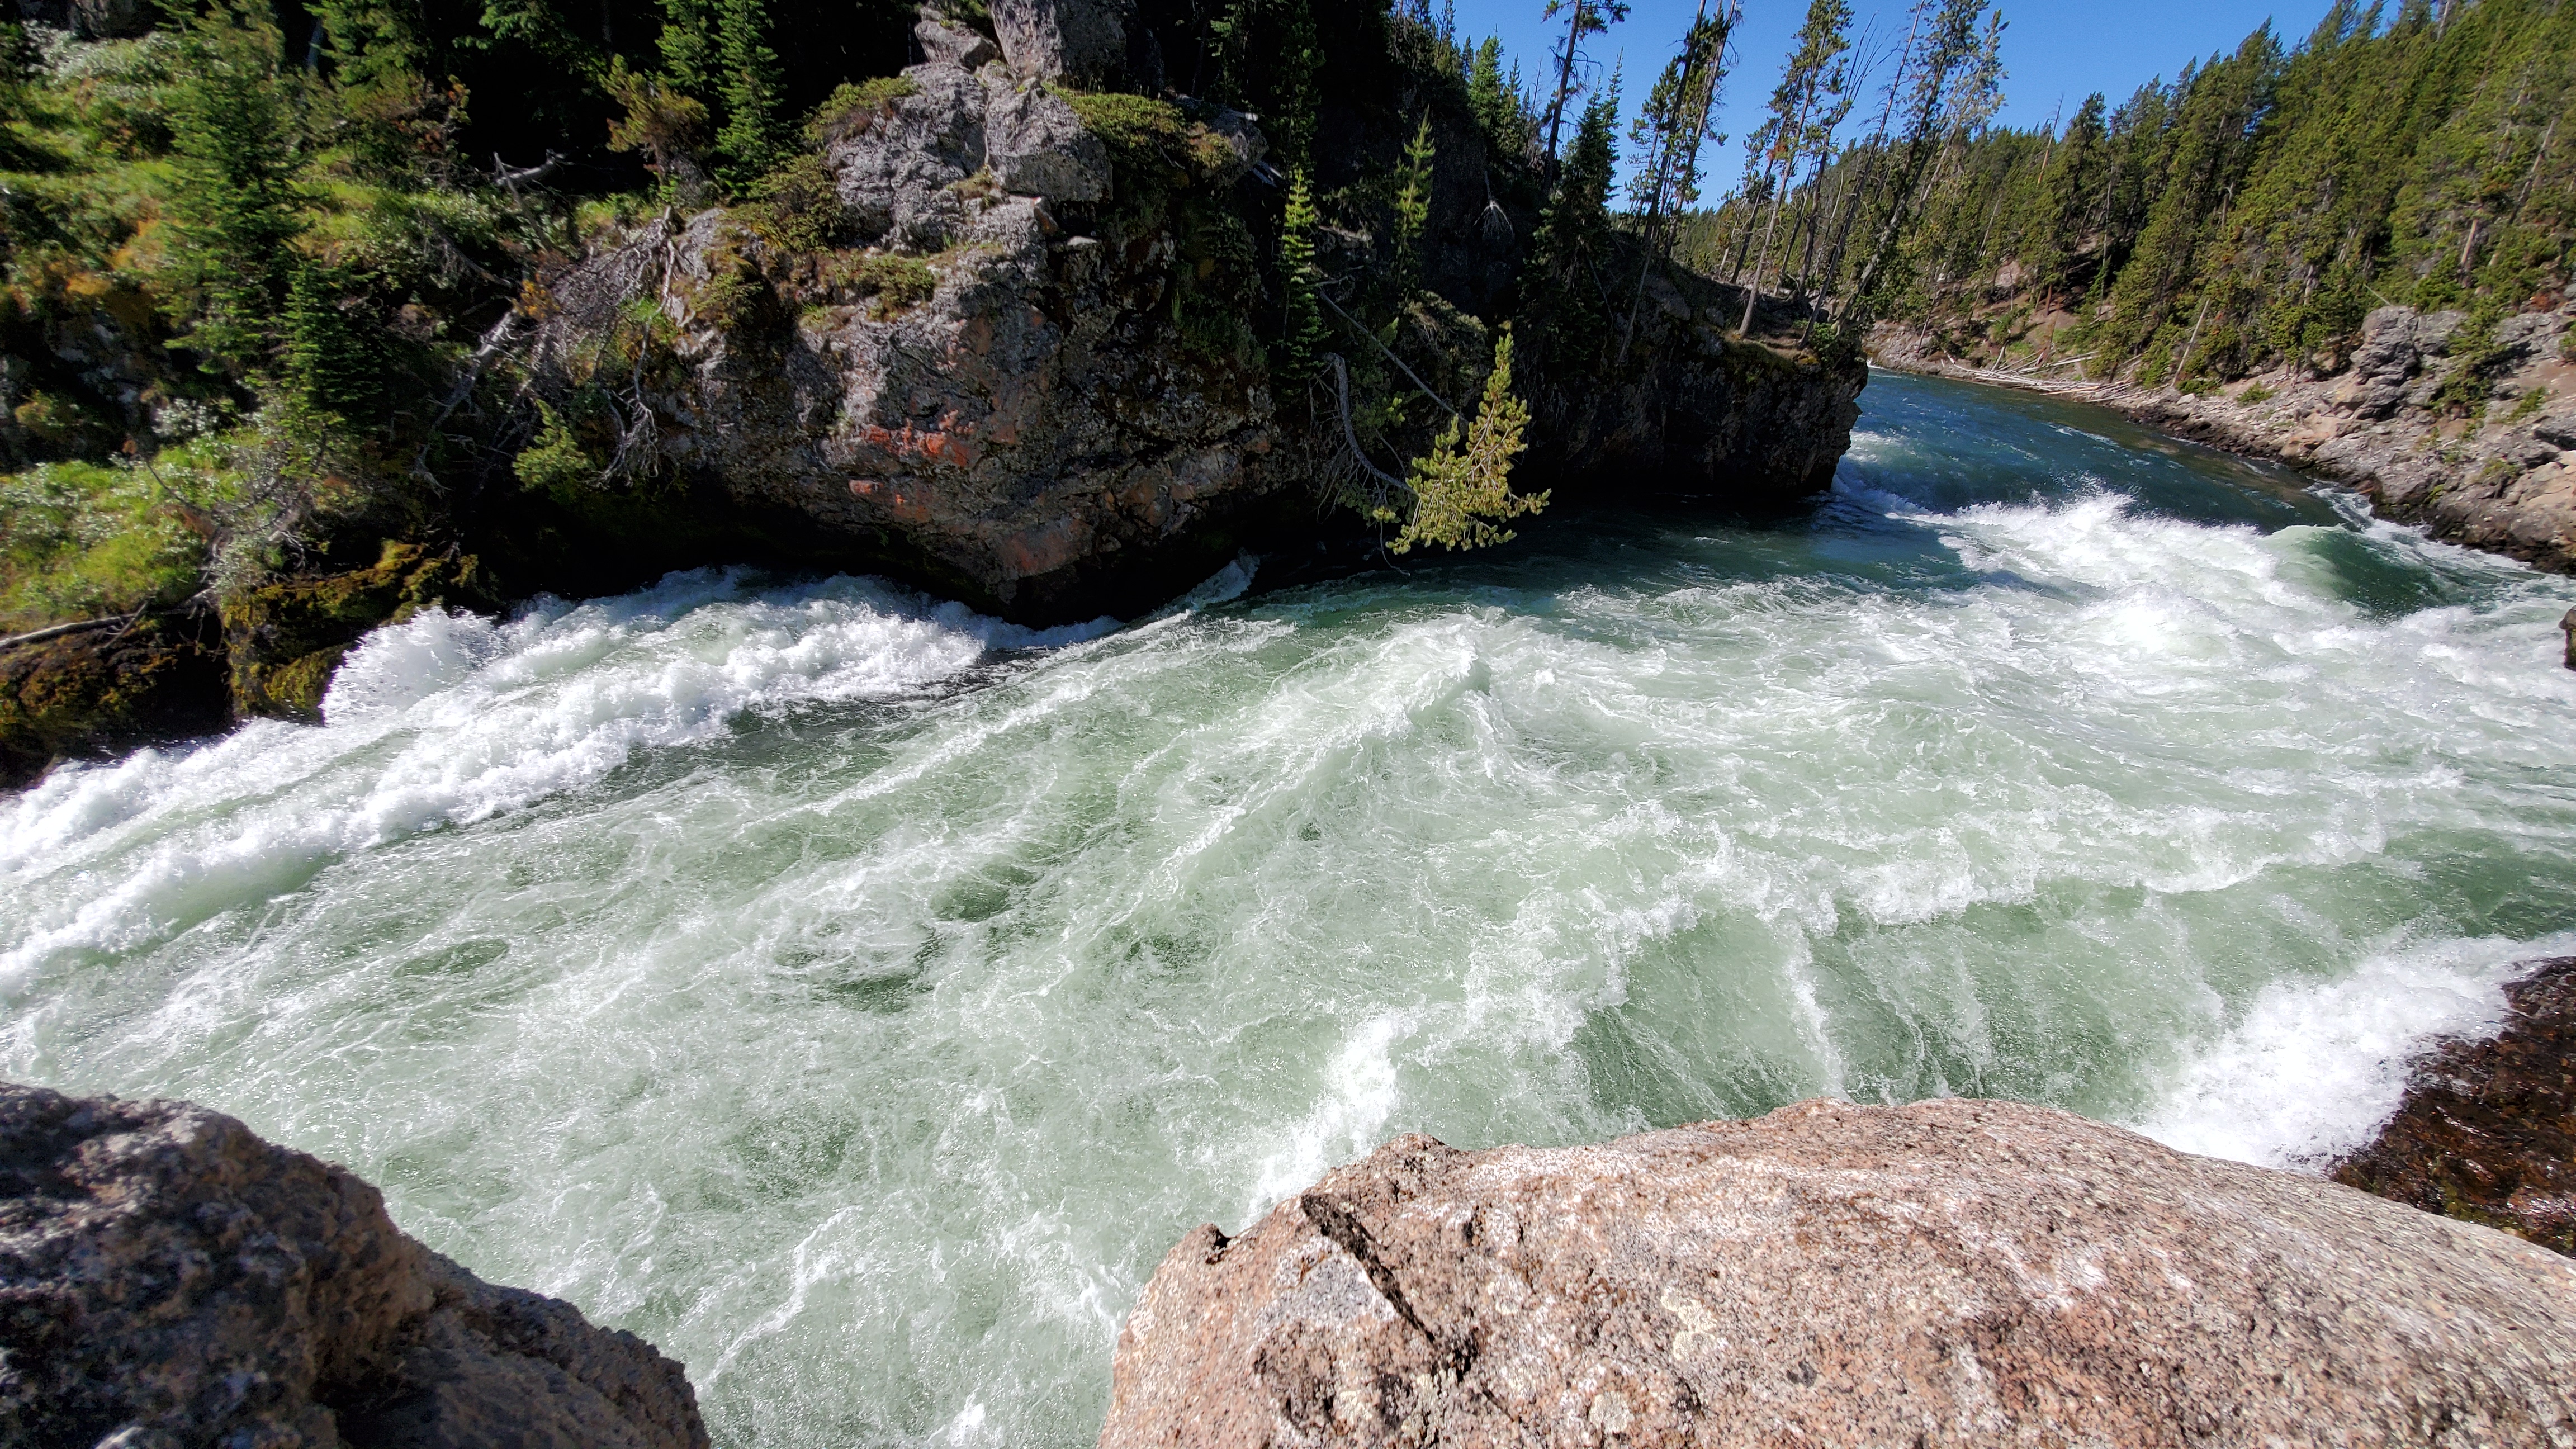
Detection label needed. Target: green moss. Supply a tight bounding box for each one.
[1059,91,1224,189]
[806,75,919,146]
[220,539,492,719]
[827,250,937,314]
[0,615,225,785]
[1063,92,1183,151]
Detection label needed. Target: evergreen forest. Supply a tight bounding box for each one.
[1677,0,2576,391]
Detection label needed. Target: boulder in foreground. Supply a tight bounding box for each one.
[0,1081,708,1449]
[1102,1097,2576,1447]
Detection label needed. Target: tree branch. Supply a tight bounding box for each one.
[1324,353,1411,494]
[1317,290,1462,422]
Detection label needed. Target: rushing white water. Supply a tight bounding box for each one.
[6,371,2574,1444]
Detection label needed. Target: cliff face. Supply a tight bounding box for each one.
[1874,303,2576,576]
[0,1081,708,1449]
[517,12,1864,624]
[1101,1097,2576,1448]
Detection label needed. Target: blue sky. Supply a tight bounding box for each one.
[1447,0,2340,196]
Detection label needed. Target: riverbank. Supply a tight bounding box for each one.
[1871,303,2576,578]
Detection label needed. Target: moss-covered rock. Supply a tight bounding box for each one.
[219,541,496,721]
[0,616,229,787]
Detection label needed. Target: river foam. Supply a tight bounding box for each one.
[4,371,2572,1446]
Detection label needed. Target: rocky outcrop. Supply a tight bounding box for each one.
[2335,956,2576,1257]
[0,1081,708,1448]
[530,31,1286,622]
[520,15,1864,625]
[1876,302,2576,574]
[989,0,1151,88]
[1101,1097,2576,1448]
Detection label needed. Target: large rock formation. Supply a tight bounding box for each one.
[520,13,1864,624]
[1101,1097,2576,1448]
[2336,956,2576,1256]
[0,1081,708,1449]
[529,31,1286,622]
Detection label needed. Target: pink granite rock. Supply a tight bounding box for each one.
[1102,1097,2576,1448]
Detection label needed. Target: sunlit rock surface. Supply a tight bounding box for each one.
[1102,1097,2576,1447]
[0,1081,707,1449]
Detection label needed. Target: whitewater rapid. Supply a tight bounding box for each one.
[5,371,2573,1445]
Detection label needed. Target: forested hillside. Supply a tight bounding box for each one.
[1682,0,2575,392]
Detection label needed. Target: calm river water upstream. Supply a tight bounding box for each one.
[7,370,2575,1445]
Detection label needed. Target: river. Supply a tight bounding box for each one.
[6,369,2574,1444]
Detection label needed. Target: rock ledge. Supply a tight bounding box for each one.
[1102,1097,2576,1447]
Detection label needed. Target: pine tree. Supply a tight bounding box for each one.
[1845,0,1988,325]
[1392,114,1437,295]
[1214,0,1322,166]
[2021,92,2105,297]
[1531,86,1620,359]
[1539,0,1628,167]
[1277,168,1329,382]
[284,262,389,423]
[1737,0,1849,333]
[1466,37,1523,158]
[162,0,309,380]
[1628,0,1735,250]
[2105,27,2280,372]
[1393,326,1543,553]
[711,0,789,193]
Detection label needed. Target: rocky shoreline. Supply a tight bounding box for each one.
[2333,956,2576,1257]
[1870,303,2576,581]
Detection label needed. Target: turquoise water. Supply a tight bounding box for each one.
[6,370,2574,1444]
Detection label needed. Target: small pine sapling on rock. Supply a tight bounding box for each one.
[1394,326,1545,553]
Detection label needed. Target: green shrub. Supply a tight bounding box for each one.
[512,403,595,495]
[2236,381,2275,405]
[828,251,936,312]
[1062,91,1186,173]
[0,457,212,629]
[743,154,851,253]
